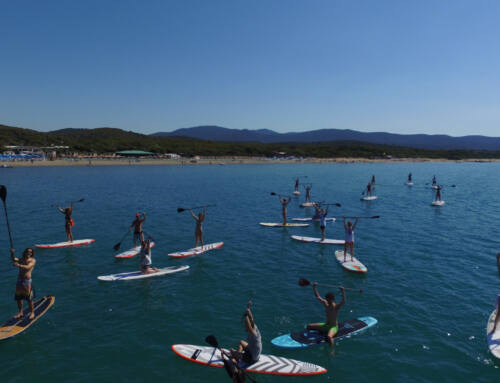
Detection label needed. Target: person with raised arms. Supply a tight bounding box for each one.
[11,248,36,320]
[312,202,321,220]
[279,196,291,225]
[139,237,158,274]
[435,185,442,201]
[343,217,358,261]
[319,206,329,241]
[57,202,74,242]
[190,207,206,247]
[306,282,345,347]
[371,175,376,185]
[130,212,146,247]
[230,301,262,365]
[491,253,500,334]
[305,184,312,202]
[432,175,437,186]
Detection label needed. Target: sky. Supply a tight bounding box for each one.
[1,0,500,137]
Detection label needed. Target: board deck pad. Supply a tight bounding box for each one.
[114,242,155,259]
[259,223,309,227]
[167,242,224,258]
[292,217,336,222]
[335,250,367,273]
[291,235,344,245]
[487,309,500,358]
[171,344,327,376]
[0,296,55,340]
[35,239,95,249]
[98,265,189,281]
[271,317,377,349]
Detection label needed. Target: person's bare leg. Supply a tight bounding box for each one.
[14,300,23,319]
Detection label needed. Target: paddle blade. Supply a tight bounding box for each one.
[177,208,185,213]
[371,215,380,219]
[335,203,341,207]
[205,335,219,348]
[113,242,121,251]
[298,278,311,287]
[270,192,277,196]
[0,185,6,202]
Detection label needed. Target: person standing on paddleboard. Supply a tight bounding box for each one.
[294,178,299,193]
[190,207,206,247]
[319,206,329,241]
[408,172,412,183]
[230,301,262,366]
[435,186,442,201]
[11,248,36,320]
[366,182,372,197]
[432,175,437,186]
[491,252,500,334]
[139,237,158,274]
[371,175,376,185]
[306,283,345,347]
[130,212,146,247]
[343,217,358,261]
[305,185,312,202]
[57,203,74,242]
[279,196,291,225]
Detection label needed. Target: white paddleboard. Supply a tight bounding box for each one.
[361,196,377,201]
[293,191,300,195]
[431,200,445,206]
[300,202,316,207]
[259,222,309,227]
[406,182,414,186]
[171,344,327,376]
[114,242,155,259]
[431,185,439,189]
[487,309,500,359]
[35,239,95,249]
[335,250,367,273]
[291,235,344,245]
[168,242,224,258]
[98,265,189,281]
[292,217,336,222]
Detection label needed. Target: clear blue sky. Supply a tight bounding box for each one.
[1,0,500,136]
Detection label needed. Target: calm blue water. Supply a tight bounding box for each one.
[0,162,499,382]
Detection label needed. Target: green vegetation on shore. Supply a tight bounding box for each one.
[1,124,500,159]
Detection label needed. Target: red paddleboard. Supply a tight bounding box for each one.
[114,242,155,259]
[35,239,95,249]
[168,242,224,258]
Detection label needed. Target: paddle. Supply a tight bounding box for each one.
[205,335,257,383]
[177,204,215,213]
[333,215,380,219]
[51,198,85,207]
[270,192,290,199]
[298,278,362,293]
[323,202,342,207]
[113,229,131,251]
[0,185,14,248]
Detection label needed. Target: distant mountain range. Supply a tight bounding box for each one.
[152,125,500,151]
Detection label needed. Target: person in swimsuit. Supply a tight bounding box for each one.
[343,217,358,261]
[491,253,500,334]
[190,207,206,247]
[57,202,74,242]
[371,175,376,185]
[279,196,291,225]
[11,248,36,320]
[312,202,321,220]
[139,237,158,274]
[408,172,412,183]
[130,212,146,247]
[366,182,372,197]
[432,175,437,186]
[306,282,345,347]
[319,206,329,241]
[294,178,299,193]
[435,185,442,201]
[305,185,312,202]
[231,301,262,365]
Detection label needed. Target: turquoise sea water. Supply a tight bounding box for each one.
[1,162,499,383]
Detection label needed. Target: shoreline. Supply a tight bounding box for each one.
[2,157,499,167]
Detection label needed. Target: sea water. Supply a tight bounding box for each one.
[0,162,499,382]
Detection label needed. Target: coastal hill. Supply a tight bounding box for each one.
[153,125,500,151]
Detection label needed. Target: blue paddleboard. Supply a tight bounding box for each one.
[271,316,377,349]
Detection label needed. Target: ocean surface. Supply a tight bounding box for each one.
[0,162,499,382]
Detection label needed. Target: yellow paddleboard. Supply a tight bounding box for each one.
[0,296,55,340]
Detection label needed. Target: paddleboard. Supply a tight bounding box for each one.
[293,191,300,195]
[406,182,414,186]
[300,202,316,207]
[98,265,189,281]
[335,250,367,273]
[487,309,500,359]
[431,200,445,206]
[360,196,377,201]
[114,242,155,259]
[271,316,378,349]
[35,239,95,249]
[431,185,439,189]
[167,242,224,258]
[291,235,344,245]
[259,223,309,227]
[171,344,327,376]
[0,296,55,340]
[292,217,336,222]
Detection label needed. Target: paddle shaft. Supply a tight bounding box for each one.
[0,186,13,248]
[316,282,362,292]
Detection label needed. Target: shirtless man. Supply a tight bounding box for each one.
[139,238,159,274]
[366,182,372,197]
[190,207,206,247]
[306,283,345,346]
[279,196,291,225]
[319,206,329,241]
[57,203,73,242]
[343,217,358,261]
[11,248,36,320]
[304,185,312,202]
[491,253,500,334]
[130,212,146,247]
[435,186,442,201]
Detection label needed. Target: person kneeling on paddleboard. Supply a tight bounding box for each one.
[306,283,345,347]
[230,301,262,367]
[343,217,358,262]
[139,238,158,274]
[491,253,500,334]
[130,212,146,247]
[11,248,36,320]
[57,203,74,242]
[190,207,206,247]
